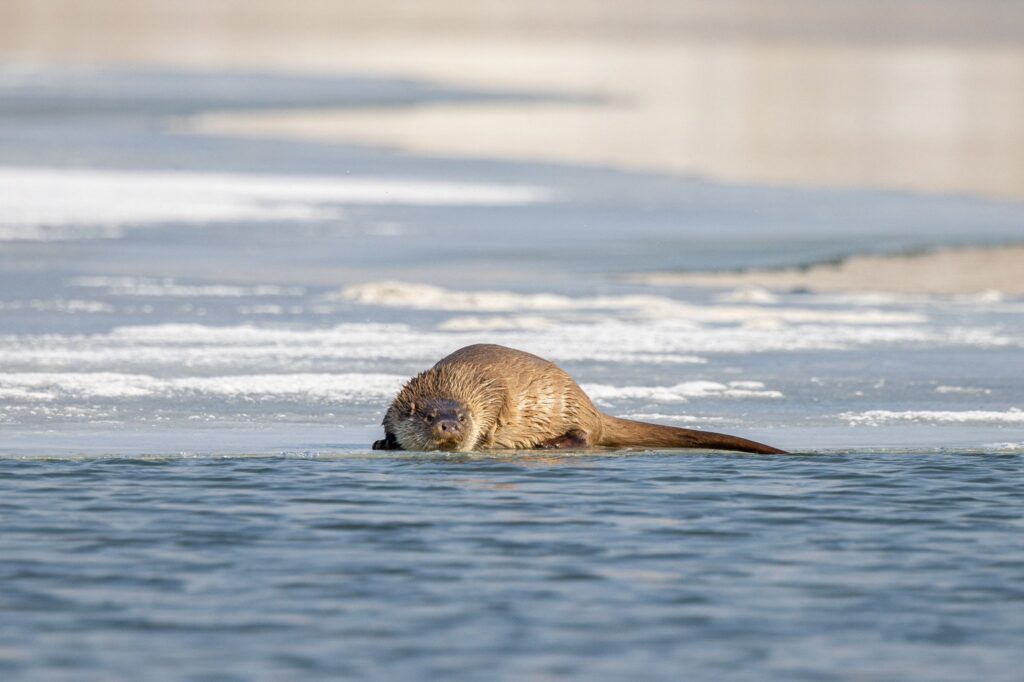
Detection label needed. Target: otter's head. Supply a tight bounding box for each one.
[389,398,479,451]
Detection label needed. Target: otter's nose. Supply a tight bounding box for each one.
[433,419,461,438]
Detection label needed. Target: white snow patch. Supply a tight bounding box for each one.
[0,314,1014,378]
[337,281,925,325]
[621,413,728,424]
[0,372,405,402]
[583,380,783,404]
[935,385,992,395]
[983,442,1024,452]
[437,315,557,331]
[69,277,306,298]
[716,288,780,304]
[841,409,1024,425]
[0,299,115,313]
[0,166,552,241]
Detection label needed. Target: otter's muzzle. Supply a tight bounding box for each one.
[431,419,463,449]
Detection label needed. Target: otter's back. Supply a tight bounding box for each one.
[434,343,550,374]
[434,344,601,448]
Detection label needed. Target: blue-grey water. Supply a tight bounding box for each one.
[2,453,1022,681]
[1,65,1023,680]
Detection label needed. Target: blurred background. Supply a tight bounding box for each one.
[4,0,1024,198]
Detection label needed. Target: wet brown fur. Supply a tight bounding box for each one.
[374,344,786,454]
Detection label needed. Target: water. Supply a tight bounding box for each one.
[1,66,1023,680]
[2,452,1022,681]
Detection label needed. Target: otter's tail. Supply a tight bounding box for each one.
[598,415,786,454]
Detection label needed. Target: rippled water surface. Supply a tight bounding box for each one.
[2,452,1022,681]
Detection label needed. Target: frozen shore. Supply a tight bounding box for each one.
[631,245,1024,296]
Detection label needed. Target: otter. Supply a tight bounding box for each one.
[372,344,785,454]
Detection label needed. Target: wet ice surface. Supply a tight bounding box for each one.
[3,273,1022,455]
[1,67,1023,680]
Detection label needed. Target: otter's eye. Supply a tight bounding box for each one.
[458,415,466,422]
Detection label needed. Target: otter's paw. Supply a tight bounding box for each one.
[372,432,400,450]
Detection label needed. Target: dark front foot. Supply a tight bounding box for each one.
[372,432,400,450]
[537,430,590,450]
